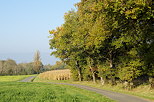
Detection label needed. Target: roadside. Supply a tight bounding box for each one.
[48,82,150,102]
[71,81,154,102]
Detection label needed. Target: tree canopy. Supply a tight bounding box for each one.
[49,0,154,88]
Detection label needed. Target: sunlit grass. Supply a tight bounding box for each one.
[0,75,35,82]
[0,75,114,102]
[0,82,114,102]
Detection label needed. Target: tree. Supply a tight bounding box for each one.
[18,62,35,75]
[5,59,18,75]
[33,51,43,74]
[0,59,18,75]
[49,10,87,81]
[0,60,5,75]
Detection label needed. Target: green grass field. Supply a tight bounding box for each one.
[0,76,114,102]
[0,75,35,82]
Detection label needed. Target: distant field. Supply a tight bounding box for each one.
[0,75,34,82]
[0,75,114,102]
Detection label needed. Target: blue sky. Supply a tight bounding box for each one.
[0,0,80,65]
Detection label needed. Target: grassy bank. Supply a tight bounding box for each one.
[34,77,154,101]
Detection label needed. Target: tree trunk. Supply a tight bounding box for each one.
[76,61,82,81]
[109,50,113,68]
[78,68,82,81]
[109,50,116,86]
[111,77,116,86]
[92,71,96,83]
[100,77,105,85]
[149,77,154,89]
[150,83,154,89]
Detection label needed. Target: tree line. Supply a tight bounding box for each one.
[49,0,154,89]
[0,51,44,75]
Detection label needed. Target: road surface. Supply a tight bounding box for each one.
[19,76,36,82]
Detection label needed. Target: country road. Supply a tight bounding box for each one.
[20,76,151,102]
[19,76,36,82]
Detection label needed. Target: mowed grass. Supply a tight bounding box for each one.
[0,82,114,102]
[0,75,35,82]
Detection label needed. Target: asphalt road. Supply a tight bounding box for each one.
[20,77,151,102]
[19,76,36,82]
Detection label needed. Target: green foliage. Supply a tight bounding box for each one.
[0,59,46,76]
[0,59,36,75]
[0,59,18,75]
[50,61,68,70]
[98,63,113,78]
[82,66,93,81]
[49,0,154,86]
[18,62,35,75]
[118,59,143,82]
[70,67,79,81]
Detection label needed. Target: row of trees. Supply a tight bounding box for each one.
[50,61,69,70]
[0,51,43,75]
[49,0,154,88]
